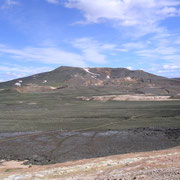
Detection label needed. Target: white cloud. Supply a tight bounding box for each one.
[0,79,5,82]
[100,44,116,50]
[65,0,180,36]
[174,37,180,44]
[82,48,106,64]
[0,39,114,67]
[122,42,146,50]
[130,32,180,67]
[72,38,111,64]
[134,44,180,66]
[147,64,180,77]
[5,0,18,5]
[163,64,180,70]
[46,0,59,4]
[157,64,180,75]
[1,0,19,9]
[161,55,180,66]
[0,65,52,82]
[137,46,177,57]
[0,65,51,74]
[0,46,86,67]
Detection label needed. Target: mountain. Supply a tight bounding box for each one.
[0,66,180,95]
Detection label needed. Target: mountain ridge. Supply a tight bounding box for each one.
[0,66,166,85]
[0,66,180,96]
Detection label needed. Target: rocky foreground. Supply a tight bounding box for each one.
[1,147,180,180]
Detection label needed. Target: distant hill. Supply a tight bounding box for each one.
[0,66,180,95]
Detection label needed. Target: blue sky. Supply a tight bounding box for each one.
[0,0,180,82]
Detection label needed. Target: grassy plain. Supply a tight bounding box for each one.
[0,91,180,132]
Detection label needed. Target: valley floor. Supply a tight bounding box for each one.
[0,92,179,179]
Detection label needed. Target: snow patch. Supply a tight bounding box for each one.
[43,80,47,84]
[125,77,132,81]
[83,68,100,77]
[15,82,21,87]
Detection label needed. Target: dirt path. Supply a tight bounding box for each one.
[0,113,147,144]
[1,147,180,179]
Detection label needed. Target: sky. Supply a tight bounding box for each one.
[0,0,180,82]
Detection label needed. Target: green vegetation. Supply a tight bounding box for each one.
[0,91,180,132]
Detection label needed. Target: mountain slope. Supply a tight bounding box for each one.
[173,78,180,81]
[0,66,180,95]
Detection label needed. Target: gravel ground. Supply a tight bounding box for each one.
[1,146,180,180]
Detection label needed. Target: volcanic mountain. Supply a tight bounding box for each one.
[0,66,180,96]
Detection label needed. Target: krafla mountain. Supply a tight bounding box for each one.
[0,66,180,96]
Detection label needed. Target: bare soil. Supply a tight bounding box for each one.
[1,147,180,179]
[78,94,180,101]
[15,84,57,93]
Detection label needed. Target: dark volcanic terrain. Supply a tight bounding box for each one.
[0,128,180,165]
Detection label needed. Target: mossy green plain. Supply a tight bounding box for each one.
[0,91,179,132]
